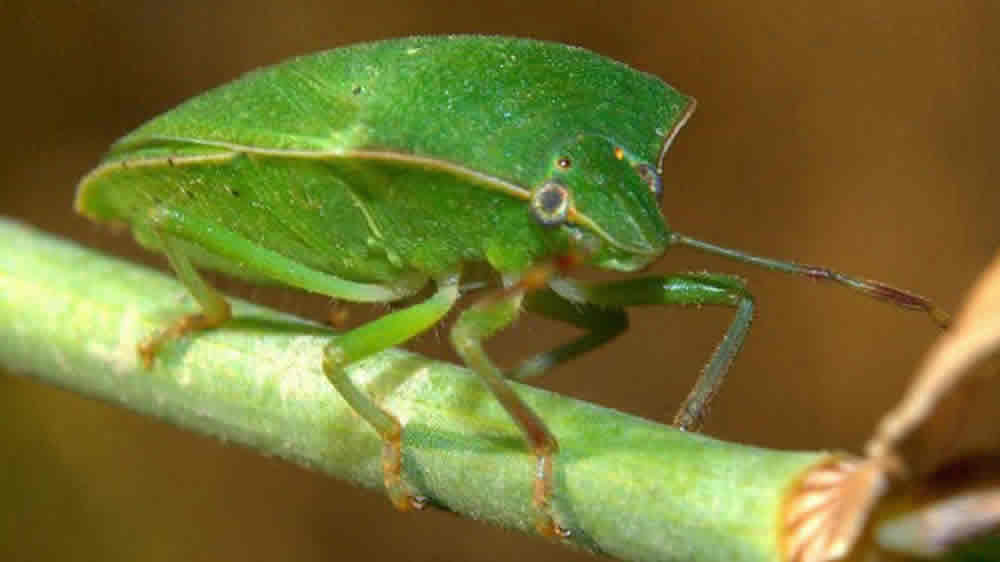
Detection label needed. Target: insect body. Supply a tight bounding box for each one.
[75,35,947,537]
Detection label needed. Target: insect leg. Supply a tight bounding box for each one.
[507,290,627,380]
[145,207,424,302]
[136,206,424,366]
[542,273,754,432]
[323,276,460,511]
[450,286,570,537]
[137,229,231,367]
[672,285,753,432]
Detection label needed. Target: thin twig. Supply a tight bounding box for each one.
[0,218,828,562]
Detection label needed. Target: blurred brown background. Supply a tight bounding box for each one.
[1,2,997,561]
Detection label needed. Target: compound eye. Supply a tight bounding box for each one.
[531,181,571,226]
[635,163,663,200]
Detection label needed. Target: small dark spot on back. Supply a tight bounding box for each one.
[352,85,363,95]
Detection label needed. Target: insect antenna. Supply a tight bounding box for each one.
[670,232,950,328]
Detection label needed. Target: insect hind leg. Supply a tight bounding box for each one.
[138,215,231,367]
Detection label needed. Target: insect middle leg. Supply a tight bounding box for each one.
[323,275,460,511]
[138,206,459,510]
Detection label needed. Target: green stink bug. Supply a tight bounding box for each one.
[75,35,947,536]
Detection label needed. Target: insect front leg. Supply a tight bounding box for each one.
[449,286,570,537]
[533,273,755,432]
[323,276,460,511]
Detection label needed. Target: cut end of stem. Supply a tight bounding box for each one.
[781,456,890,562]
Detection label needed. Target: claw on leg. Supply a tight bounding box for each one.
[381,422,427,512]
[138,305,231,368]
[532,449,570,537]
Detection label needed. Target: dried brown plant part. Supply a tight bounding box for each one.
[782,251,1000,562]
[876,486,1000,557]
[781,456,891,562]
[867,250,1000,476]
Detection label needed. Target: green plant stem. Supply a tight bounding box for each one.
[0,217,827,562]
